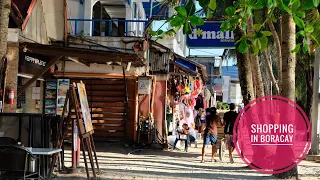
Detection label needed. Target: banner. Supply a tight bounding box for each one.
[186,22,235,49]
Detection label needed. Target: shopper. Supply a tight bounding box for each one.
[195,108,205,132]
[173,123,192,152]
[201,107,221,163]
[223,103,238,163]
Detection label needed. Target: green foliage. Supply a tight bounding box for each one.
[150,0,319,54]
[218,0,319,54]
[217,102,230,110]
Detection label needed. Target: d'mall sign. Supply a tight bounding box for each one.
[186,22,235,49]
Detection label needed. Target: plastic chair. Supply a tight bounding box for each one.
[0,145,37,179]
[0,137,17,145]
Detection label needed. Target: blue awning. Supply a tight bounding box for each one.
[142,2,169,19]
[175,58,197,72]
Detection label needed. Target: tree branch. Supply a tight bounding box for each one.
[263,50,280,94]
[267,18,282,92]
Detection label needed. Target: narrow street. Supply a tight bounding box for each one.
[56,143,320,180]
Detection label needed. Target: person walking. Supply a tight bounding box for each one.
[201,107,221,163]
[195,108,205,132]
[223,103,238,163]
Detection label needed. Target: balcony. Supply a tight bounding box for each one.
[68,19,148,37]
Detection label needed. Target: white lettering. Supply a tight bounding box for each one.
[251,134,258,142]
[251,124,256,133]
[25,56,46,67]
[216,31,224,39]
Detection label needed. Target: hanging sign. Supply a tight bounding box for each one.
[138,77,151,94]
[25,55,46,66]
[186,22,235,49]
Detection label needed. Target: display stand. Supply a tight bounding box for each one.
[48,83,99,180]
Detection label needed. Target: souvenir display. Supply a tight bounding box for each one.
[168,76,204,128]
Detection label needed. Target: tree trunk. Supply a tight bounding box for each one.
[274,12,298,180]
[263,50,280,94]
[234,27,255,105]
[0,0,11,105]
[281,13,296,100]
[247,16,265,97]
[306,66,314,120]
[0,0,10,60]
[267,19,282,92]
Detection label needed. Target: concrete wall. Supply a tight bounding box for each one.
[20,0,49,44]
[222,76,230,102]
[68,36,141,52]
[56,61,145,76]
[153,80,167,143]
[229,83,242,104]
[22,79,44,114]
[3,42,19,113]
[68,0,85,35]
[155,37,186,57]
[42,0,65,41]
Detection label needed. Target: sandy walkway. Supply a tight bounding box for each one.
[55,143,320,180]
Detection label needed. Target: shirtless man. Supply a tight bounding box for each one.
[201,107,221,163]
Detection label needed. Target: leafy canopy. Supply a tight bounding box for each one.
[150,0,320,54]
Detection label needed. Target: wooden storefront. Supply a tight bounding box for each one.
[67,78,137,142]
[19,42,144,142]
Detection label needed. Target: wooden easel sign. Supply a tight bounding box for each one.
[72,81,99,179]
[77,81,94,133]
[49,82,100,180]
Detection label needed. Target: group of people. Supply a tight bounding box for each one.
[172,103,238,164]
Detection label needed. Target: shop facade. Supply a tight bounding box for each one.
[140,41,208,147]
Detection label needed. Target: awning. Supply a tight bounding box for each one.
[173,54,208,82]
[20,42,145,67]
[169,61,198,76]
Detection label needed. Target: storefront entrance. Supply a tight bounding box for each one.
[65,78,137,142]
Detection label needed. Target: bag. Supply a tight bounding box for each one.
[179,134,187,140]
[169,122,174,132]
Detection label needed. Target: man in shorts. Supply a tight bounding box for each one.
[201,107,221,163]
[223,103,238,163]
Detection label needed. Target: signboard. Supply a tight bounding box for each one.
[56,79,70,115]
[138,78,151,94]
[186,22,235,49]
[77,81,93,133]
[25,55,46,66]
[19,52,50,69]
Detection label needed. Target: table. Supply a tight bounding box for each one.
[27,148,62,155]
[26,148,62,179]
